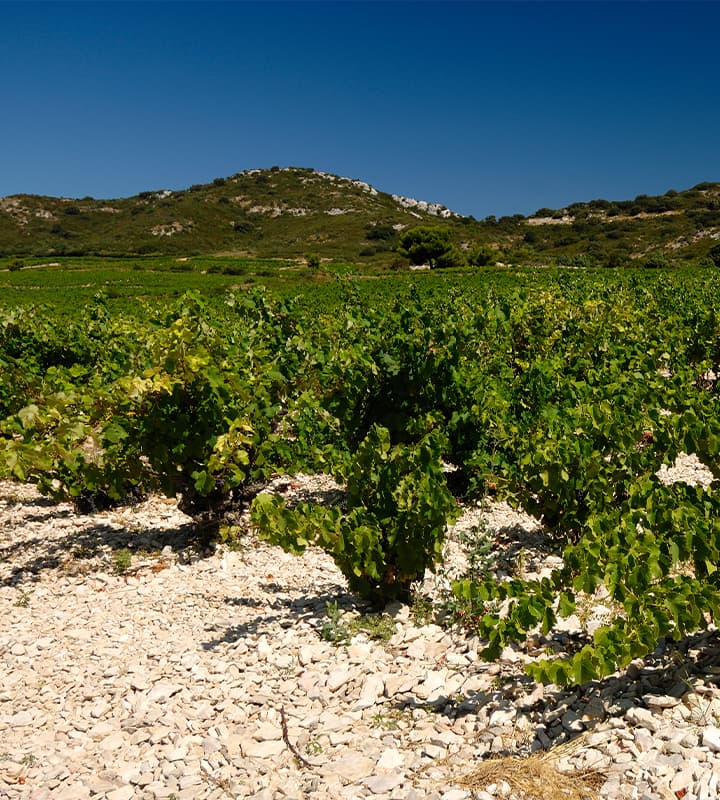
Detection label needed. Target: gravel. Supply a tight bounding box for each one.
[2,461,720,800]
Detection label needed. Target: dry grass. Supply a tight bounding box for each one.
[455,735,604,800]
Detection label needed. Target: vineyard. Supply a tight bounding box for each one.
[3,267,720,686]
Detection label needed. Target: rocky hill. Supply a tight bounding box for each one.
[0,167,470,262]
[519,181,720,267]
[1,167,719,267]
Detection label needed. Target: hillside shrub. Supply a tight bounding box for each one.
[557,253,597,269]
[467,243,497,267]
[709,244,720,267]
[233,221,254,234]
[643,253,671,269]
[434,245,466,269]
[365,224,397,241]
[397,226,454,269]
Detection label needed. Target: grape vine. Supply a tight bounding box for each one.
[3,271,720,683]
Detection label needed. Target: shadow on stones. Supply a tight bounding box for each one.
[10,506,74,524]
[1,517,201,587]
[490,522,564,569]
[1,491,56,509]
[271,481,347,511]
[393,689,500,718]
[400,629,720,759]
[258,580,287,594]
[201,589,364,649]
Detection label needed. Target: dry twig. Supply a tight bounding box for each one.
[281,705,313,768]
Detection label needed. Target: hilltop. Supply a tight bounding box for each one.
[0,167,465,263]
[1,167,719,267]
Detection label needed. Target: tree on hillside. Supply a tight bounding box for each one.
[397,226,463,268]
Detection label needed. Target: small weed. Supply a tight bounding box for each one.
[319,603,395,645]
[458,521,496,581]
[347,613,396,643]
[320,600,350,645]
[112,548,132,575]
[410,592,435,626]
[304,737,323,756]
[678,674,719,727]
[14,590,33,608]
[438,521,497,630]
[515,547,528,579]
[370,708,408,730]
[219,525,245,552]
[20,754,37,767]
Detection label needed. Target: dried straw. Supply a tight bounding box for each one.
[455,734,605,800]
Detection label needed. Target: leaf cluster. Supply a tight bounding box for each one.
[252,425,459,603]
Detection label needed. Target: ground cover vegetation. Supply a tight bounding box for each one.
[3,267,720,687]
[1,167,719,268]
[0,254,350,312]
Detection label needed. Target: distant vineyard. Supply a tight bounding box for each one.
[3,268,720,684]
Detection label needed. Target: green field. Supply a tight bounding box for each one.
[0,252,680,315]
[0,253,543,316]
[0,255,373,313]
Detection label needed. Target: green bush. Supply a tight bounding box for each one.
[233,221,254,234]
[365,224,397,241]
[251,425,459,604]
[557,253,597,269]
[467,243,498,267]
[434,245,466,269]
[643,253,671,269]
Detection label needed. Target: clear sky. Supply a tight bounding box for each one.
[2,0,719,218]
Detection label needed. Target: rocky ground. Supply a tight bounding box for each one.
[2,458,720,800]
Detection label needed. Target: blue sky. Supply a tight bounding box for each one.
[1,1,719,218]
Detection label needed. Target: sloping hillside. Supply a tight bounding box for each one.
[518,182,720,266]
[0,167,475,261]
[1,167,719,266]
